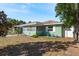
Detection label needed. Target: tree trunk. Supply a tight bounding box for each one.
[74,4,79,42]
[74,25,79,42]
[76,32,78,41]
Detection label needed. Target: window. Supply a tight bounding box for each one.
[37,26,44,31]
[48,26,53,31]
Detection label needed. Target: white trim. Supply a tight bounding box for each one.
[53,26,55,32]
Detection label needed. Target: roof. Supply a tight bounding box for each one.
[15,20,63,27]
[43,20,58,23]
[42,20,62,25]
[15,22,43,27]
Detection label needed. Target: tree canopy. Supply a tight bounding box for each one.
[0,11,26,36]
[55,3,77,28]
[7,18,26,27]
[55,3,79,41]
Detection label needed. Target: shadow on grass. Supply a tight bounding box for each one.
[0,41,76,56]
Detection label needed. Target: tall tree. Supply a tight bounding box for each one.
[0,11,7,36]
[0,11,26,36]
[55,3,79,42]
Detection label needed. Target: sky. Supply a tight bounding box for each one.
[0,3,59,22]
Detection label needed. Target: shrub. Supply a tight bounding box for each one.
[31,35,38,38]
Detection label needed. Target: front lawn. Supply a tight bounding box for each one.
[0,35,79,56]
[0,35,73,47]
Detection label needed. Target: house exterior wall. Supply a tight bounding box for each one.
[22,25,63,37]
[45,25,63,37]
[36,31,43,36]
[22,26,37,36]
[36,26,45,36]
[22,26,45,36]
[17,25,74,38]
[65,27,74,37]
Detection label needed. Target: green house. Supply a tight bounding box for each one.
[15,20,65,37]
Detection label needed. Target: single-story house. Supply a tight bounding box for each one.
[14,20,74,38]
